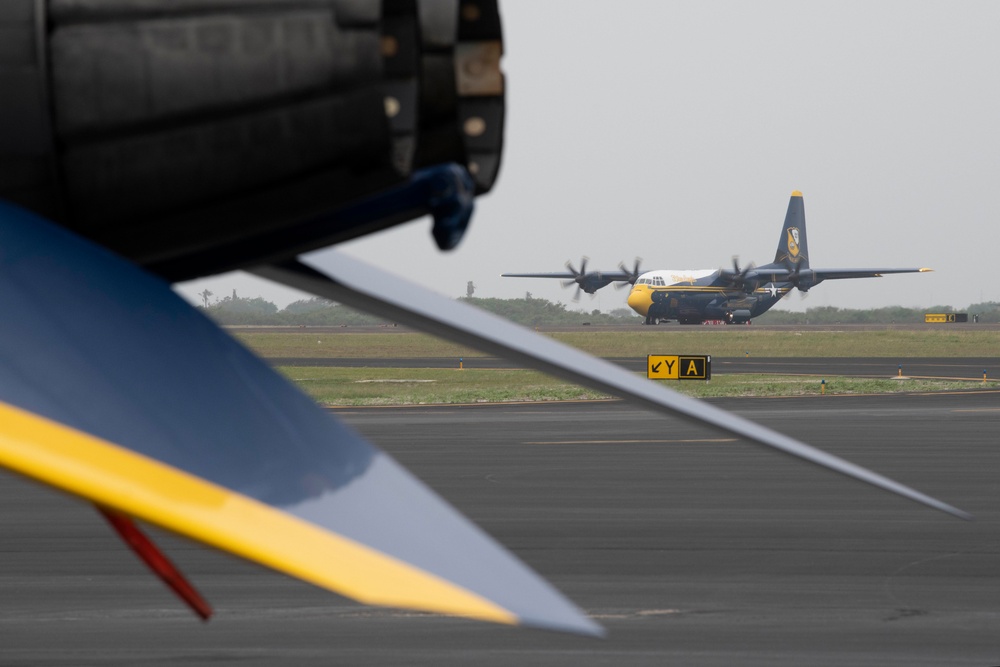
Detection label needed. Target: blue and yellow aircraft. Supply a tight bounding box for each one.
[506,192,931,325]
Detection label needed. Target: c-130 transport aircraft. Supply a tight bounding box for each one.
[505,191,931,325]
[0,0,962,642]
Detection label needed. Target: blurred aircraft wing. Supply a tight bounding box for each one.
[0,201,601,637]
[807,267,933,280]
[502,271,583,279]
[501,270,632,280]
[749,267,932,283]
[256,250,969,521]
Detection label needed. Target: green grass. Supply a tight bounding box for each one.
[236,332,474,358]
[670,375,989,398]
[550,329,998,358]
[237,329,999,359]
[237,328,998,404]
[278,367,609,405]
[277,367,992,406]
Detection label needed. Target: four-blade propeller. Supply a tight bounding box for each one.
[721,256,758,292]
[561,257,599,300]
[615,258,644,288]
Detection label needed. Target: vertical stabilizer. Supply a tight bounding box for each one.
[774,191,809,268]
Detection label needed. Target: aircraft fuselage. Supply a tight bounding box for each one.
[505,191,930,326]
[626,269,792,324]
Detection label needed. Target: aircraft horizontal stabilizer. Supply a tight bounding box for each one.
[259,251,969,521]
[0,203,601,637]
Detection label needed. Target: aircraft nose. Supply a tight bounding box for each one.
[626,286,649,316]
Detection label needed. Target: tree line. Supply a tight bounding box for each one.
[756,303,1000,324]
[198,294,1000,326]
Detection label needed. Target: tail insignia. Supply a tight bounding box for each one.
[786,228,801,259]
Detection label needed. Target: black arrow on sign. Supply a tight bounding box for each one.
[652,362,662,372]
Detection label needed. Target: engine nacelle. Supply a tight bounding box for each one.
[0,0,504,280]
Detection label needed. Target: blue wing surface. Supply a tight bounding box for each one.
[0,201,601,636]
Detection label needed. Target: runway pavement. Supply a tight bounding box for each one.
[2,391,1000,665]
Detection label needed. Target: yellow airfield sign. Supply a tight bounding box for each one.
[647,355,711,380]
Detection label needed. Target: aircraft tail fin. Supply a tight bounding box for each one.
[774,191,809,269]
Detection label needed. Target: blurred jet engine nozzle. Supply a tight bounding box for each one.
[0,0,504,280]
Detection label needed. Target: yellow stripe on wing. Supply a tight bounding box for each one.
[0,400,516,625]
[652,286,730,292]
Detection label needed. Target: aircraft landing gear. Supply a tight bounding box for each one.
[644,315,660,325]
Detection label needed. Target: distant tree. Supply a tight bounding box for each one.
[275,302,384,326]
[459,297,640,326]
[198,289,213,308]
[282,297,336,314]
[202,295,279,324]
[466,281,476,298]
[969,301,1000,323]
[756,304,972,325]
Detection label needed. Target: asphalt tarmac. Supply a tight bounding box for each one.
[2,390,1000,666]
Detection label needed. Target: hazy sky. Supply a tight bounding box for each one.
[178,1,1000,313]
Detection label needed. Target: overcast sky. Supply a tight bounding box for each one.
[178,1,1000,313]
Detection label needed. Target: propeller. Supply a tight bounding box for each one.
[561,257,597,301]
[614,258,643,289]
[786,261,813,293]
[723,256,756,292]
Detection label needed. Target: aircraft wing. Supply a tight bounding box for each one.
[503,263,641,297]
[502,271,579,279]
[807,267,933,281]
[255,251,969,520]
[747,267,931,285]
[502,270,632,280]
[0,201,601,637]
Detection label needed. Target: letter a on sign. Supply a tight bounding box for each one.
[678,355,711,380]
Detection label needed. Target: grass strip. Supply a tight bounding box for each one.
[239,329,999,359]
[278,367,991,406]
[278,367,609,405]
